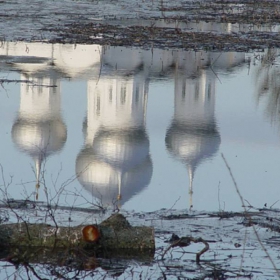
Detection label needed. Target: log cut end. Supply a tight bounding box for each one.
[82,225,100,242]
[0,213,155,257]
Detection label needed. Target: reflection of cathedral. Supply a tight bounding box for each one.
[1,37,245,208]
[2,42,101,199]
[166,51,245,208]
[11,74,67,199]
[76,48,153,208]
[165,67,221,207]
[75,46,178,208]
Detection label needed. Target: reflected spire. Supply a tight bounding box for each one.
[76,46,153,209]
[12,74,67,200]
[35,156,41,200]
[2,41,107,200]
[166,54,221,209]
[166,50,245,208]
[188,165,194,208]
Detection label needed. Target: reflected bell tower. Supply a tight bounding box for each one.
[12,74,67,199]
[166,63,221,208]
[76,47,153,209]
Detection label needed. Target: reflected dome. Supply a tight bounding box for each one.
[166,66,221,208]
[12,119,67,157]
[166,121,221,209]
[11,56,51,73]
[54,44,102,78]
[12,75,67,159]
[10,71,67,201]
[102,46,143,71]
[166,122,221,169]
[77,46,153,207]
[92,128,150,171]
[210,52,245,70]
[167,68,221,172]
[76,147,152,206]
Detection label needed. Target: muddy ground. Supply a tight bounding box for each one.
[1,200,280,279]
[1,0,280,279]
[1,0,280,51]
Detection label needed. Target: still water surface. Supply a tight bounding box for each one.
[0,42,280,212]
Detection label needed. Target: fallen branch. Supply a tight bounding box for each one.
[0,214,155,260]
[162,234,209,263]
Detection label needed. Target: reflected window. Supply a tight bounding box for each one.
[182,82,186,100]
[135,85,139,104]
[121,86,126,104]
[195,83,199,101]
[26,83,30,93]
[109,86,113,102]
[38,77,43,94]
[96,95,100,116]
[207,84,211,99]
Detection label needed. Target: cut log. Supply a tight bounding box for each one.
[0,214,155,258]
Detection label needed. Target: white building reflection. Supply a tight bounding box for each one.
[0,42,101,78]
[166,51,245,208]
[1,42,101,199]
[0,37,246,207]
[76,47,154,208]
[75,46,178,208]
[11,75,67,199]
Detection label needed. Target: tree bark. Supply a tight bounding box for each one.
[0,214,155,259]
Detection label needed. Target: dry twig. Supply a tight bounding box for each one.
[162,236,209,263]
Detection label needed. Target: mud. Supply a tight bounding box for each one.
[1,202,280,279]
[1,0,280,278]
[1,0,280,51]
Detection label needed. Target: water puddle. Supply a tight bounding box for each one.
[1,41,280,214]
[1,1,280,278]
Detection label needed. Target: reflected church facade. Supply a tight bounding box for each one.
[11,74,67,200]
[0,36,245,208]
[76,47,153,208]
[166,51,244,207]
[3,42,101,200]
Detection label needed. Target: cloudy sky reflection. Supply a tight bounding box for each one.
[0,41,280,212]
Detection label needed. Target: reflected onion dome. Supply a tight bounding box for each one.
[166,122,221,168]
[8,56,51,74]
[210,52,245,72]
[76,146,153,206]
[91,128,150,171]
[12,119,67,158]
[11,74,67,200]
[53,44,102,78]
[0,42,102,79]
[12,118,67,199]
[165,121,221,192]
[102,46,143,72]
